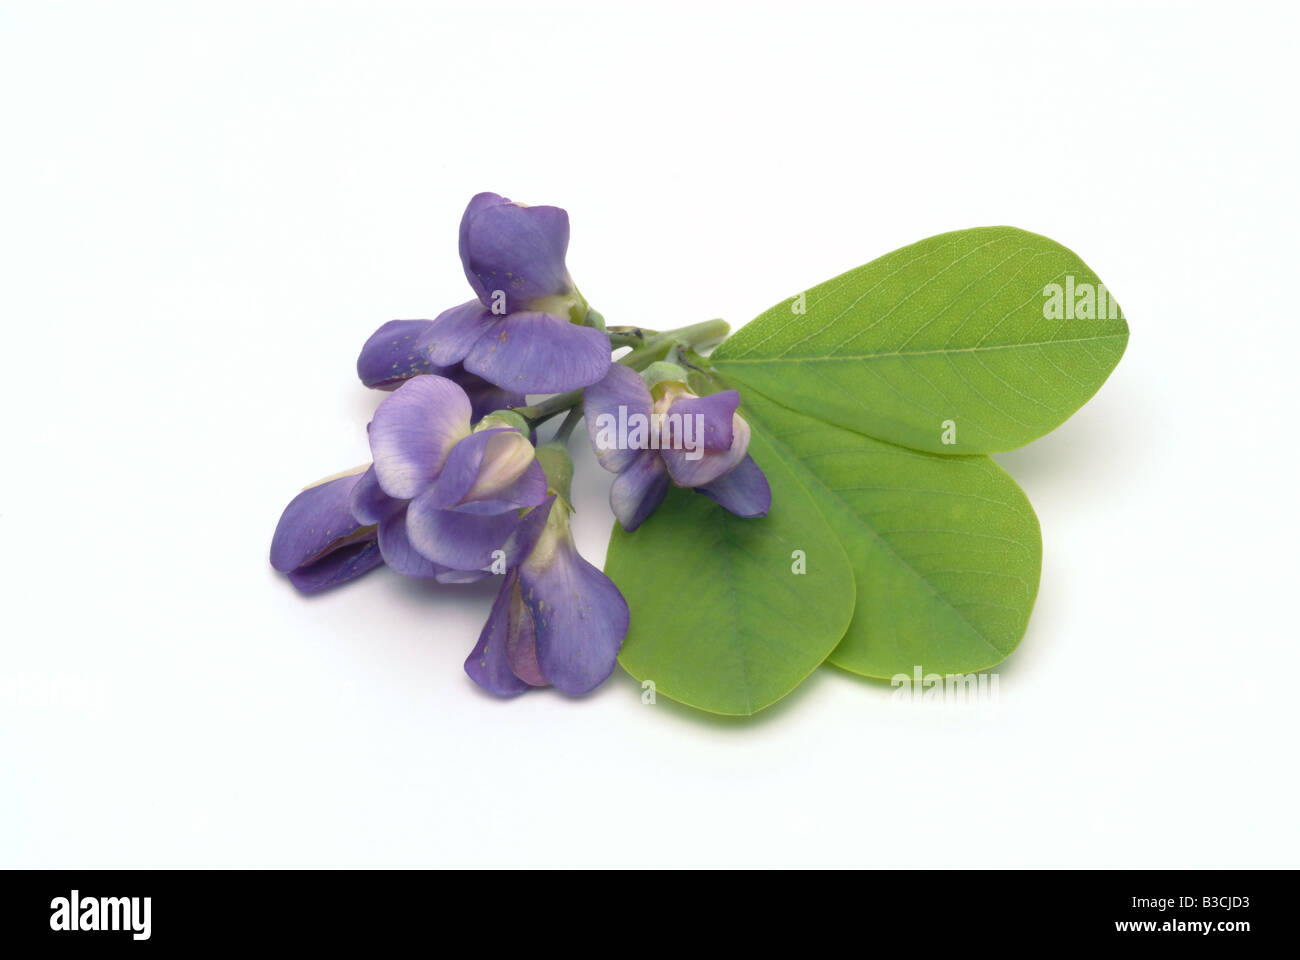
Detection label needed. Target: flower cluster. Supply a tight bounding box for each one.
[271,192,769,700]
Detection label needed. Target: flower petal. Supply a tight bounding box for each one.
[270,468,372,573]
[695,454,771,518]
[356,319,439,389]
[521,525,629,695]
[376,505,445,578]
[426,428,547,515]
[459,373,526,423]
[661,412,751,488]
[368,375,472,500]
[457,192,510,305]
[405,491,521,570]
[500,494,556,568]
[464,311,610,393]
[286,541,384,594]
[417,299,495,367]
[464,570,531,697]
[348,465,402,526]
[505,584,546,687]
[609,450,670,531]
[435,567,489,585]
[583,364,653,473]
[666,390,739,452]
[460,194,572,311]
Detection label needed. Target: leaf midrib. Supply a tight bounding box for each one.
[715,331,1129,365]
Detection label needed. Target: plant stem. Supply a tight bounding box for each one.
[618,318,730,371]
[606,326,655,348]
[553,405,584,445]
[517,389,583,426]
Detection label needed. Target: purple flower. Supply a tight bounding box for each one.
[415,193,611,394]
[356,319,525,420]
[583,364,771,530]
[360,374,549,573]
[465,447,630,697]
[270,467,384,594]
[346,464,485,584]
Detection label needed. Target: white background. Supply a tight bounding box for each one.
[2,0,1297,868]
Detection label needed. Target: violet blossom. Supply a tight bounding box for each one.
[415,192,611,393]
[465,446,630,697]
[358,374,548,574]
[583,363,771,530]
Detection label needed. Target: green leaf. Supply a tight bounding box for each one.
[732,386,1042,678]
[713,226,1129,454]
[605,427,856,716]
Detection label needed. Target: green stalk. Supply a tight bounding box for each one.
[617,318,730,372]
[552,405,584,445]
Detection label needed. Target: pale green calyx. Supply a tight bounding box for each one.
[476,409,530,436]
[534,442,575,507]
[529,286,589,325]
[641,360,690,390]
